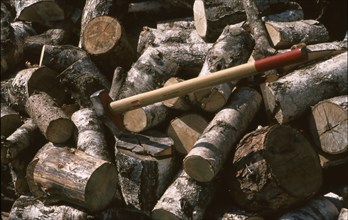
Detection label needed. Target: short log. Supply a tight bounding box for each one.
[26,142,118,212]
[309,95,348,155]
[228,125,323,215]
[162,77,192,111]
[265,19,330,49]
[151,169,217,220]
[71,108,112,161]
[183,87,262,182]
[261,51,347,124]
[0,103,22,137]
[25,91,74,144]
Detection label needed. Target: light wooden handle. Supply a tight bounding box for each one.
[110,48,307,113]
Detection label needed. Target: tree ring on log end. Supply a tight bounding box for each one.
[83,16,122,55]
[193,0,208,38]
[184,154,215,182]
[123,108,147,132]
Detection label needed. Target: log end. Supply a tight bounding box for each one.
[183,154,215,182]
[46,118,74,143]
[123,108,147,132]
[0,113,22,137]
[193,0,208,39]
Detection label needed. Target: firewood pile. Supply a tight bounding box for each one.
[1,0,347,219]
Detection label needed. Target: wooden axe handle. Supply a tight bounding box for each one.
[110,48,308,113]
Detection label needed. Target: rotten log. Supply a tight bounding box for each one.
[0,103,22,137]
[265,19,330,49]
[278,192,344,220]
[162,77,192,111]
[228,125,322,215]
[167,113,208,154]
[14,0,65,27]
[183,87,262,182]
[57,55,110,108]
[71,108,112,162]
[261,51,347,124]
[82,15,136,76]
[151,169,217,220]
[309,95,347,155]
[115,132,179,213]
[191,23,254,112]
[8,66,67,114]
[9,195,93,219]
[26,142,118,212]
[123,102,169,133]
[25,91,74,144]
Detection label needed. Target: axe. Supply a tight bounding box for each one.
[91,47,308,132]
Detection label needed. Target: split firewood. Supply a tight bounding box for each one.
[14,0,65,27]
[0,103,22,137]
[123,102,169,133]
[261,51,347,124]
[228,125,322,215]
[261,1,303,22]
[183,87,262,182]
[25,91,74,144]
[1,118,44,164]
[265,19,330,49]
[167,113,208,154]
[309,95,347,155]
[115,132,179,213]
[9,195,93,219]
[8,66,67,114]
[109,66,127,101]
[278,192,344,220]
[82,15,136,76]
[151,169,217,220]
[39,44,88,72]
[71,108,112,162]
[191,23,255,112]
[57,55,110,108]
[26,142,119,212]
[117,47,179,99]
[162,77,192,111]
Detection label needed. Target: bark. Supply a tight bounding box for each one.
[0,103,22,137]
[117,47,179,99]
[261,52,347,124]
[8,154,31,195]
[9,195,93,219]
[14,0,65,27]
[265,19,330,49]
[82,15,136,76]
[156,17,195,30]
[167,113,208,155]
[97,206,151,220]
[25,91,74,144]
[191,23,255,112]
[183,87,262,182]
[162,77,192,111]
[123,102,169,133]
[261,1,303,22]
[8,66,67,114]
[309,95,348,154]
[26,142,118,212]
[128,1,165,13]
[151,169,217,220]
[57,55,110,108]
[1,118,44,164]
[109,66,127,100]
[228,125,322,215]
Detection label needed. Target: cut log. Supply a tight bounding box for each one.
[57,55,110,108]
[167,113,208,154]
[162,77,192,111]
[82,15,136,76]
[26,142,118,212]
[115,138,179,213]
[109,66,127,100]
[117,47,179,99]
[151,169,217,220]
[14,0,65,27]
[228,125,322,215]
[9,195,93,219]
[123,102,169,133]
[265,19,330,49]
[0,103,22,137]
[1,118,44,164]
[278,192,344,220]
[309,95,347,155]
[25,91,74,144]
[71,108,112,162]
[183,87,262,182]
[192,23,254,112]
[261,51,347,124]
[8,66,67,114]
